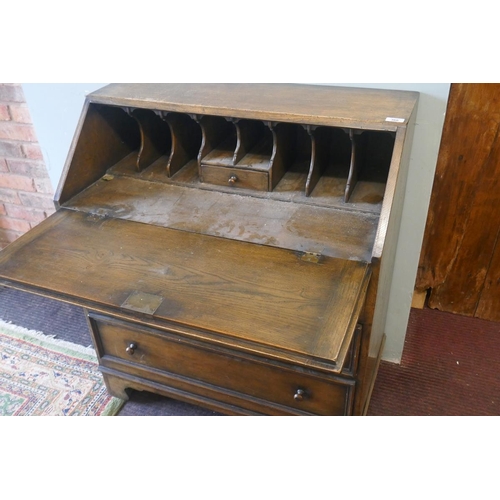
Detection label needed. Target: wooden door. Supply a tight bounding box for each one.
[416,83,500,321]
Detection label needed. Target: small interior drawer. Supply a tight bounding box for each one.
[89,313,355,415]
[201,164,269,191]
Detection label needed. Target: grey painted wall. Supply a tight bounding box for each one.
[22,82,451,363]
[23,84,106,190]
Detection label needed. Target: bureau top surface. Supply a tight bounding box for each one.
[89,83,418,129]
[0,209,370,372]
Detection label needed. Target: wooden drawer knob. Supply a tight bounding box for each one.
[294,389,306,402]
[228,175,238,186]
[126,342,137,355]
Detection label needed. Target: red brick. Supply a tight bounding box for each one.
[0,158,8,172]
[0,216,31,233]
[0,140,23,158]
[34,177,54,195]
[0,228,23,249]
[0,173,35,192]
[0,187,21,205]
[0,84,25,103]
[4,203,48,223]
[6,159,47,177]
[9,105,31,124]
[18,192,55,210]
[21,143,44,160]
[0,122,37,142]
[0,104,10,121]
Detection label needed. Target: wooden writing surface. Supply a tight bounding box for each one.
[0,209,370,371]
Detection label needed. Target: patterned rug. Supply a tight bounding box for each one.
[0,319,124,416]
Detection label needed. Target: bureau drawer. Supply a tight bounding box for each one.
[201,164,269,191]
[89,314,354,415]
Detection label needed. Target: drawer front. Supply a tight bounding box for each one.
[90,315,353,415]
[201,164,269,191]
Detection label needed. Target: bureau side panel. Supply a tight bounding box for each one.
[355,106,417,415]
[55,102,140,206]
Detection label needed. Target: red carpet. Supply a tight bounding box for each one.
[368,307,500,416]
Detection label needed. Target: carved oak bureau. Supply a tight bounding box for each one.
[0,84,418,415]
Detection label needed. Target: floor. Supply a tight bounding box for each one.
[1,286,499,416]
[368,306,500,416]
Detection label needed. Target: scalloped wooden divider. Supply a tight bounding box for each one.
[127,108,171,172]
[267,122,296,191]
[345,129,361,202]
[161,113,201,177]
[305,126,330,197]
[197,116,236,170]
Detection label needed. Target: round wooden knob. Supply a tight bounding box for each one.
[126,343,137,355]
[228,175,238,186]
[294,389,306,402]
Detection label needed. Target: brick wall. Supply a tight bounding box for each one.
[0,84,55,250]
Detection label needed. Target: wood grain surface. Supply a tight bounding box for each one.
[92,314,354,415]
[416,84,500,320]
[0,209,370,370]
[66,174,379,262]
[89,83,418,130]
